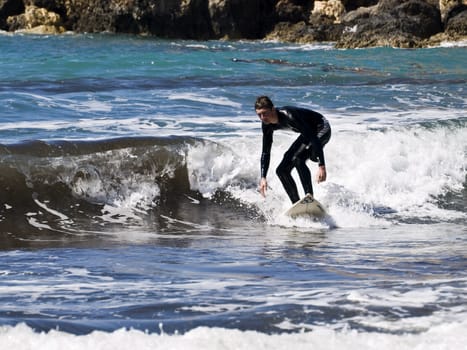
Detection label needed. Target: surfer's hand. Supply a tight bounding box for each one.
[259,177,268,197]
[317,165,327,183]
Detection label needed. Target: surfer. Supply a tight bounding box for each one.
[255,96,331,204]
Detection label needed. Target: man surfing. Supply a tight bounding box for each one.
[255,96,331,204]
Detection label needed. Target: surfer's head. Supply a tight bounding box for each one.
[255,96,273,110]
[255,96,277,125]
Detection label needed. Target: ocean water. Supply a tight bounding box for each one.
[0,33,466,349]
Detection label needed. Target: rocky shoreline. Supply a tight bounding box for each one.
[1,0,466,48]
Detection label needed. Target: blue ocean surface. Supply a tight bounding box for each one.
[0,33,466,349]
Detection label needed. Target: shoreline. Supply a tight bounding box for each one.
[1,29,466,50]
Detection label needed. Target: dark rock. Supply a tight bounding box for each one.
[393,0,442,38]
[54,0,275,40]
[341,0,378,11]
[340,4,378,23]
[445,5,467,34]
[207,0,276,39]
[422,4,467,45]
[337,0,443,48]
[0,0,25,30]
[266,19,344,43]
[61,0,113,33]
[274,0,307,23]
[266,21,319,43]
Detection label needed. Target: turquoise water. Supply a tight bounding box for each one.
[1,35,465,140]
[0,34,466,349]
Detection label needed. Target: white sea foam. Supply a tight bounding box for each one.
[5,92,114,113]
[435,39,467,48]
[187,140,256,198]
[326,126,465,215]
[168,93,242,108]
[267,42,335,51]
[33,198,69,221]
[1,321,466,350]
[26,215,53,231]
[186,118,466,227]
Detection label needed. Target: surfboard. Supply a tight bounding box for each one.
[284,193,327,219]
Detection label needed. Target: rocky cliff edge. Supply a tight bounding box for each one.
[0,0,466,48]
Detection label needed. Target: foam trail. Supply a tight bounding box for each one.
[168,93,242,108]
[199,119,467,227]
[1,321,466,350]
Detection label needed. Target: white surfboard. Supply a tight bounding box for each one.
[284,193,327,219]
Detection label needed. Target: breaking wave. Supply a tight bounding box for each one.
[0,136,260,244]
[0,117,465,246]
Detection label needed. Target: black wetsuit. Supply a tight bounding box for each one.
[261,106,331,203]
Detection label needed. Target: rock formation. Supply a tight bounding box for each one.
[6,5,65,33]
[440,0,465,21]
[0,0,466,48]
[336,0,444,48]
[312,0,346,23]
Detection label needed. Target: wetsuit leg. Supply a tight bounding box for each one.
[276,136,312,203]
[277,129,331,204]
[276,159,299,204]
[295,156,313,196]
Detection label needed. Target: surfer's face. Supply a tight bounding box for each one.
[256,108,276,124]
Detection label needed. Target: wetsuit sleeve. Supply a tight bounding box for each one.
[289,108,326,166]
[306,132,325,166]
[261,124,273,178]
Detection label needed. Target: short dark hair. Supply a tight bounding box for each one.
[255,96,274,110]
